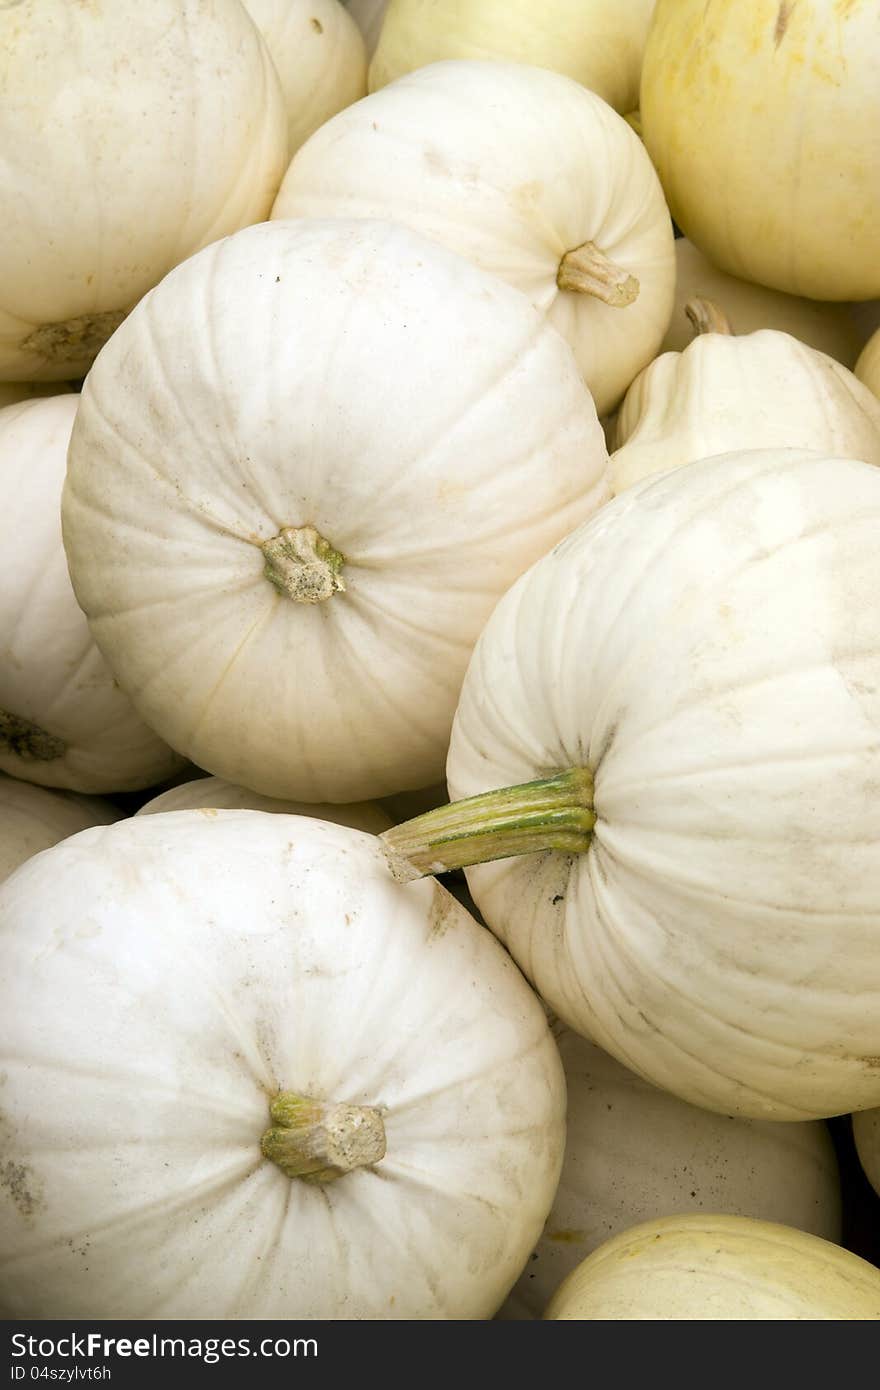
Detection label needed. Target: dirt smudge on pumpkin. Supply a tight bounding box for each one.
[773,0,798,46]
[427,882,456,940]
[1,1158,44,1220]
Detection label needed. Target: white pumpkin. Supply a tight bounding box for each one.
[610,307,880,494]
[0,810,565,1319]
[0,772,119,884]
[0,0,287,382]
[0,397,184,793]
[500,1030,841,1319]
[856,330,880,402]
[662,240,865,365]
[272,61,675,417]
[243,0,366,157]
[382,449,880,1120]
[370,0,657,117]
[137,774,391,833]
[640,0,880,301]
[62,218,609,804]
[544,1214,880,1320]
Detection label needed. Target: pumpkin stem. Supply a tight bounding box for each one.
[685,296,734,337]
[262,525,346,604]
[557,242,640,307]
[261,1092,386,1183]
[380,768,595,882]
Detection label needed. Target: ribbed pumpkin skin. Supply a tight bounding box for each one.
[449,449,880,1120]
[544,1214,880,1320]
[0,812,565,1319]
[610,330,880,494]
[0,0,287,381]
[0,397,184,793]
[62,219,609,804]
[500,1030,841,1319]
[640,0,880,301]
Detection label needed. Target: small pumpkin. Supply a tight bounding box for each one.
[62,218,608,803]
[272,60,675,417]
[500,1029,841,1319]
[610,301,880,494]
[544,1214,880,1320]
[0,397,184,793]
[0,0,287,381]
[383,449,880,1120]
[0,811,565,1319]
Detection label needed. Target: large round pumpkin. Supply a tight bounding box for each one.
[0,811,565,1319]
[383,449,880,1120]
[62,218,608,803]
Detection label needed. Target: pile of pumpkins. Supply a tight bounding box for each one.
[3,0,880,1321]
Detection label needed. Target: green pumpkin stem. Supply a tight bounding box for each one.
[380,767,595,882]
[261,1092,386,1184]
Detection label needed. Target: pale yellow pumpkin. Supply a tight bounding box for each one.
[641,0,880,300]
[370,0,657,116]
[544,1214,880,1320]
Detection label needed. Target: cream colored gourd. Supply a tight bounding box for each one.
[500,1030,841,1319]
[610,304,880,494]
[0,773,119,884]
[137,774,391,833]
[382,449,880,1120]
[640,0,880,301]
[544,1214,880,1320]
[370,0,657,117]
[662,240,865,364]
[856,330,880,401]
[852,1110,880,1200]
[0,811,565,1319]
[0,398,184,793]
[242,0,366,156]
[272,61,675,416]
[0,0,287,382]
[62,219,609,803]
[344,0,389,54]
